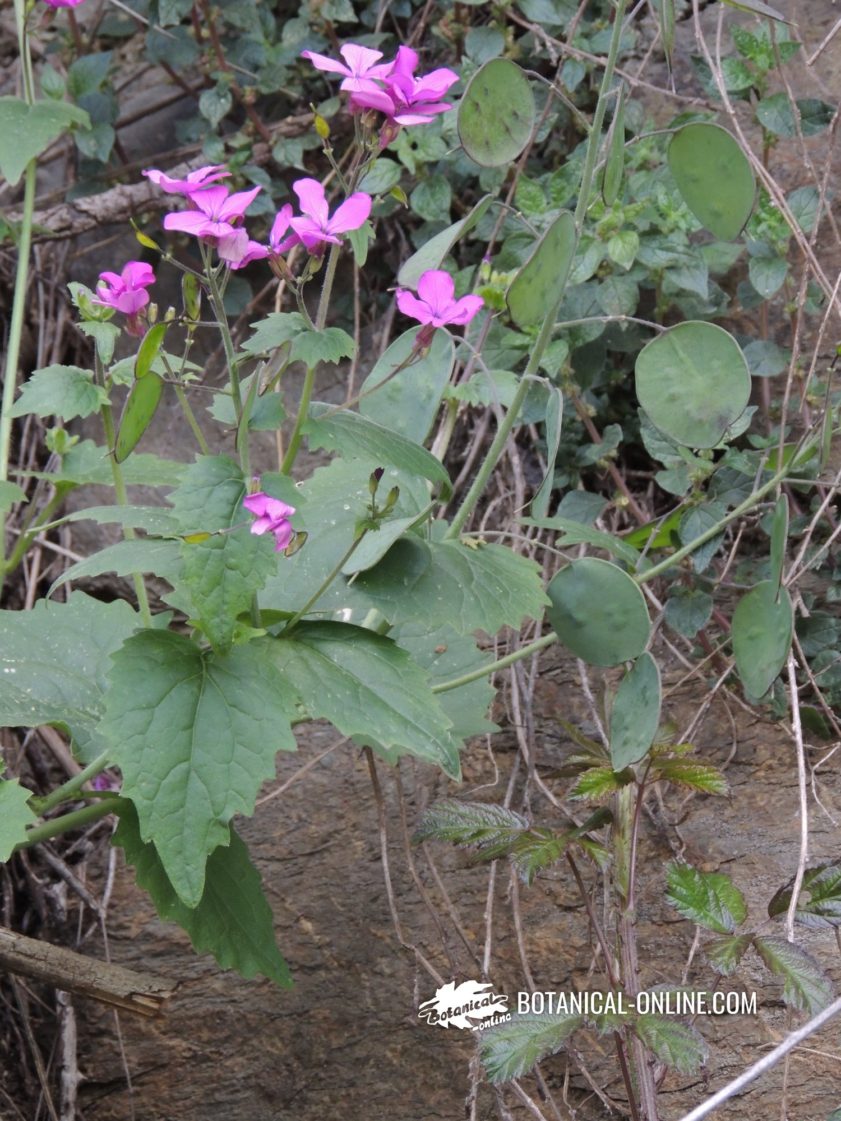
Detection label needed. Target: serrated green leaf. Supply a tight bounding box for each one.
[653,759,728,795]
[50,538,182,594]
[78,321,121,367]
[479,1013,582,1083]
[65,504,180,534]
[0,97,90,186]
[242,312,353,368]
[114,802,290,986]
[305,404,452,494]
[29,439,185,489]
[0,594,140,762]
[754,935,834,1014]
[0,780,38,861]
[633,1015,708,1074]
[610,653,661,769]
[414,799,528,846]
[705,933,754,976]
[101,631,297,906]
[768,863,841,929]
[359,328,455,445]
[666,863,747,934]
[570,766,634,801]
[267,622,458,776]
[506,829,574,884]
[10,366,108,421]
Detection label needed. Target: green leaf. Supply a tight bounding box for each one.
[458,59,535,167]
[607,229,639,271]
[78,321,120,367]
[391,622,497,740]
[267,622,459,775]
[754,935,834,1014]
[358,158,402,194]
[666,864,747,934]
[168,456,277,650]
[531,385,563,520]
[525,517,641,568]
[114,803,291,986]
[359,328,455,446]
[665,587,713,638]
[658,0,675,66]
[547,558,650,666]
[114,372,164,462]
[705,933,754,976]
[410,175,451,223]
[768,863,841,929]
[506,829,578,884]
[242,312,354,367]
[668,123,755,241]
[732,580,793,698]
[0,780,37,861]
[653,759,728,795]
[199,85,232,129]
[305,404,452,495]
[10,366,108,421]
[0,97,90,186]
[633,1015,707,1074]
[635,321,751,449]
[479,1013,582,1083]
[0,594,140,762]
[756,94,834,139]
[610,652,661,769]
[769,494,788,596]
[602,84,626,206]
[506,211,576,328]
[570,766,634,801]
[397,196,493,288]
[742,338,790,378]
[65,504,179,534]
[720,0,789,20]
[414,799,529,846]
[0,481,26,518]
[351,535,549,634]
[748,254,787,299]
[31,439,185,488]
[101,631,297,906]
[50,538,182,595]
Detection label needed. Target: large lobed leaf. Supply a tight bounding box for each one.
[267,622,459,776]
[114,802,291,987]
[0,594,141,762]
[101,630,298,907]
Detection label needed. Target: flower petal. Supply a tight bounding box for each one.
[326,192,372,234]
[416,269,455,314]
[300,50,351,78]
[339,43,388,77]
[444,294,484,326]
[122,261,155,289]
[395,289,433,324]
[218,185,262,223]
[163,211,218,236]
[293,178,330,226]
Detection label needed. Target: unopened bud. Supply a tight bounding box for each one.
[314,113,330,140]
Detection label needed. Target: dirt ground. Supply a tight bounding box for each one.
[5,1,841,1119]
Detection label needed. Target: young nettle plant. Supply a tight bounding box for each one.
[2,0,839,1115]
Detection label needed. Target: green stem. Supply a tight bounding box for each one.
[205,260,250,476]
[283,528,368,631]
[33,749,110,815]
[3,488,65,578]
[280,364,316,475]
[432,631,558,693]
[15,797,120,851]
[635,456,799,587]
[100,399,152,626]
[173,383,210,454]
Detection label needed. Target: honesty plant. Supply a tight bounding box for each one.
[93,261,155,336]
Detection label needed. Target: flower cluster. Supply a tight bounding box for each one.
[143,165,371,268]
[94,261,156,337]
[302,43,458,148]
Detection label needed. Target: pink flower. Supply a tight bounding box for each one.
[219,229,270,270]
[301,43,393,92]
[268,204,298,255]
[143,164,230,196]
[395,269,483,330]
[352,46,457,140]
[243,492,296,553]
[94,261,155,336]
[289,179,371,255]
[163,184,262,250]
[42,0,85,7]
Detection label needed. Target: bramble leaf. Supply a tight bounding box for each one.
[705,933,754,976]
[479,1013,582,1083]
[634,1015,708,1074]
[768,863,841,929]
[414,799,528,847]
[666,863,747,934]
[653,759,728,796]
[754,935,834,1014]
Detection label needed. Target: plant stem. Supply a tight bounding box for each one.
[205,259,250,476]
[283,529,368,631]
[15,798,120,851]
[33,750,110,815]
[280,364,316,475]
[173,383,210,454]
[431,632,558,693]
[99,399,152,626]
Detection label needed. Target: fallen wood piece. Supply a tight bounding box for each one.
[0,926,176,1017]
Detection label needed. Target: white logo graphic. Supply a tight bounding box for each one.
[418,980,510,1030]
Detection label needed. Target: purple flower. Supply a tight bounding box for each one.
[301,43,393,92]
[143,164,230,196]
[395,269,484,329]
[289,179,371,254]
[243,492,296,553]
[42,0,86,7]
[268,204,298,255]
[219,229,271,270]
[163,184,262,251]
[94,261,156,336]
[352,46,457,138]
